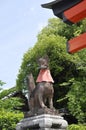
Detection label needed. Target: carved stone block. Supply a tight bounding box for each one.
[16,114,68,130]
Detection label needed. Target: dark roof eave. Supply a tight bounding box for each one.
[41,0,62,9]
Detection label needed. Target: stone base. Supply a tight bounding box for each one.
[16,114,68,130]
[24,108,59,118]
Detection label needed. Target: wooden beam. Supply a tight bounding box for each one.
[67,33,86,53]
[63,0,86,24]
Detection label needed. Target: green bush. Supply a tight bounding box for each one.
[0,110,23,130]
[68,124,86,130]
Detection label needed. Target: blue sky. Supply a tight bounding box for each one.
[0,0,54,89]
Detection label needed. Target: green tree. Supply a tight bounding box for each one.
[0,87,24,130]
[0,80,5,86]
[0,87,16,99]
[0,80,5,91]
[16,18,86,123]
[0,110,23,130]
[0,87,25,112]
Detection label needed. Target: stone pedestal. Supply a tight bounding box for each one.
[16,114,68,130]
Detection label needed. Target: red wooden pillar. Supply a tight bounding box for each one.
[67,33,86,53]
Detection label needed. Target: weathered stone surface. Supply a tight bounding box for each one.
[16,114,68,130]
[24,108,59,118]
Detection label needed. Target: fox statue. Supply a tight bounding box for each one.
[27,56,54,115]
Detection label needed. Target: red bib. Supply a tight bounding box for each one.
[36,69,54,83]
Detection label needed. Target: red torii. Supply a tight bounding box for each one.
[63,0,86,24]
[41,0,86,54]
[67,33,86,54]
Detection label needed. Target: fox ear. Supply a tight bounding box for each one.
[43,55,49,62]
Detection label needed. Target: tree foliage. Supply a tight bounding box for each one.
[0,87,16,99]
[0,80,6,92]
[0,109,23,130]
[16,18,86,123]
[0,80,5,86]
[0,87,24,130]
[68,124,86,130]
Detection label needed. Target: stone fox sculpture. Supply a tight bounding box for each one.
[27,56,54,113]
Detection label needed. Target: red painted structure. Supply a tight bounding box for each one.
[41,0,86,53]
[67,33,86,53]
[63,0,86,24]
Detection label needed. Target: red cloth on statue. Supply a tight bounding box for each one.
[36,69,54,83]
